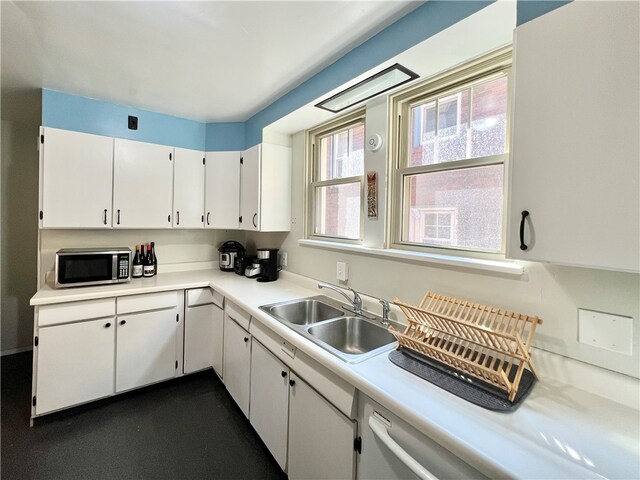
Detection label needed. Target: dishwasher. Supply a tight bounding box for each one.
[357,395,487,480]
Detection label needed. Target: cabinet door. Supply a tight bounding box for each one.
[174,147,205,229]
[113,138,174,228]
[184,303,223,374]
[288,372,356,480]
[40,127,113,228]
[508,1,639,271]
[116,307,178,392]
[36,317,115,414]
[249,340,289,471]
[205,151,241,229]
[240,144,260,231]
[222,315,251,417]
[260,143,292,232]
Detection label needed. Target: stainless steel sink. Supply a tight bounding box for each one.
[261,298,344,325]
[260,296,399,363]
[307,316,397,355]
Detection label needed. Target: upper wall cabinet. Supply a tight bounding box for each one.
[240,143,292,232]
[508,1,639,272]
[173,148,205,229]
[205,151,241,229]
[39,127,114,228]
[113,139,174,228]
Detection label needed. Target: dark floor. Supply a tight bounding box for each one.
[1,352,286,479]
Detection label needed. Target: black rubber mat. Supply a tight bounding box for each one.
[389,347,535,412]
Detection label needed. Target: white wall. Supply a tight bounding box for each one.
[1,90,41,354]
[266,122,640,379]
[38,229,243,287]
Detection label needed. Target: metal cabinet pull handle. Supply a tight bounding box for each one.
[120,320,126,326]
[105,322,112,328]
[207,212,210,225]
[117,209,120,225]
[281,371,287,378]
[289,379,295,387]
[252,213,257,228]
[243,337,249,343]
[177,211,180,225]
[519,210,530,251]
[103,209,107,225]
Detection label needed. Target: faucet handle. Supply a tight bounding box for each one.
[379,299,390,325]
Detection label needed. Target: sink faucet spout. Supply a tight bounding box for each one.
[318,283,363,314]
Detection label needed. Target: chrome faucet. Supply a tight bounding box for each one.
[318,283,362,314]
[379,299,390,326]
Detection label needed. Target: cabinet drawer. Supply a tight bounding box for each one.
[38,298,115,327]
[187,288,223,308]
[117,291,178,314]
[225,300,251,331]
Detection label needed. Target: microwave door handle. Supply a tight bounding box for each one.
[112,254,118,280]
[368,414,438,480]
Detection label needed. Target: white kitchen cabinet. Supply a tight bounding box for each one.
[357,395,486,480]
[35,317,115,415]
[113,138,174,228]
[184,288,224,375]
[173,147,205,229]
[240,143,292,232]
[222,314,251,417]
[249,340,290,471]
[205,151,241,229]
[115,303,179,392]
[507,1,639,272]
[39,127,114,228]
[288,372,356,480]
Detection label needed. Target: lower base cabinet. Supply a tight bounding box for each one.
[35,317,115,415]
[288,372,357,480]
[249,340,290,471]
[184,302,224,375]
[223,315,251,417]
[116,307,179,392]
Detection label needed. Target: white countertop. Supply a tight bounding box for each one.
[31,269,640,479]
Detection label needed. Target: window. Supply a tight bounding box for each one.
[308,110,365,241]
[392,50,511,254]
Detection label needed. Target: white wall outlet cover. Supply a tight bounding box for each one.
[336,261,349,281]
[578,309,633,355]
[366,134,383,152]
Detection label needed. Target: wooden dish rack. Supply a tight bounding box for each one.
[389,291,543,402]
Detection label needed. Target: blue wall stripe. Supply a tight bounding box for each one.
[205,122,245,151]
[42,89,206,150]
[244,0,494,147]
[516,0,571,26]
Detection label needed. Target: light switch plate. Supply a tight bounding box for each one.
[578,309,633,355]
[336,261,348,281]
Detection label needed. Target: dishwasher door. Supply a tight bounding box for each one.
[357,395,487,480]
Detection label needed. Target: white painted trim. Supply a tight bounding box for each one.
[2,346,33,356]
[298,238,524,275]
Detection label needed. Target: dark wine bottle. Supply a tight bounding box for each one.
[151,241,158,275]
[132,245,143,278]
[143,243,154,277]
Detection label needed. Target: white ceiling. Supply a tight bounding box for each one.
[1,1,422,122]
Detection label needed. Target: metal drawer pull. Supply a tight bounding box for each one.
[368,414,438,480]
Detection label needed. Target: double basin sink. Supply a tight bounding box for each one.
[259,295,399,363]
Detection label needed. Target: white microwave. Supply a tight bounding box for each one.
[55,247,131,288]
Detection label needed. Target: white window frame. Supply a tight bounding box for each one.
[305,109,366,243]
[418,207,458,245]
[389,47,512,257]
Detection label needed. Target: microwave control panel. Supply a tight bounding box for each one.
[118,253,130,279]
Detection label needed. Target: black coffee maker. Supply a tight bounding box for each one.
[256,248,279,282]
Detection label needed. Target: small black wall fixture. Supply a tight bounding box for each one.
[128,115,138,130]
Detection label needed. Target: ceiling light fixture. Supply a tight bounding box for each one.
[315,63,419,113]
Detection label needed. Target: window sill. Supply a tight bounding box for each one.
[298,239,524,276]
